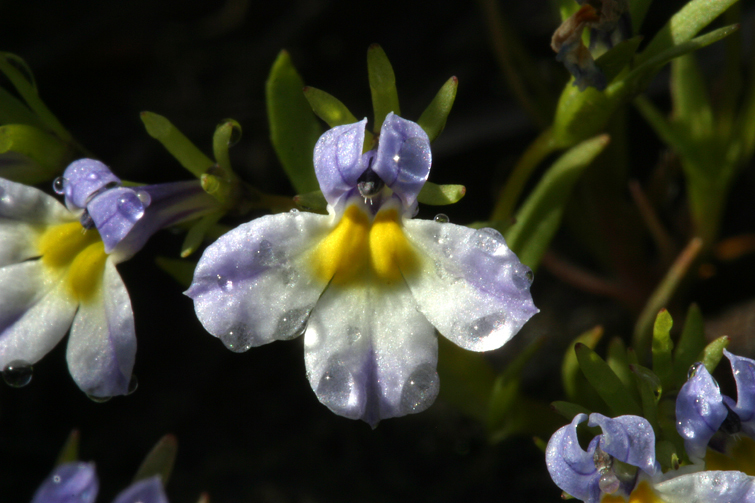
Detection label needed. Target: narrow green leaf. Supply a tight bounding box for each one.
[487,374,521,436]
[367,44,400,133]
[416,182,466,206]
[265,50,322,193]
[437,337,496,422]
[132,434,178,484]
[141,112,214,178]
[698,335,731,374]
[575,342,642,416]
[634,95,691,155]
[673,303,706,387]
[417,76,458,142]
[606,337,636,400]
[630,0,655,34]
[293,190,328,212]
[595,36,643,83]
[0,86,46,128]
[630,364,661,435]
[54,430,80,466]
[303,87,358,127]
[671,54,713,139]
[652,309,674,392]
[181,211,223,258]
[551,401,591,422]
[212,119,241,171]
[0,124,71,174]
[155,257,197,288]
[562,326,603,402]
[505,134,610,270]
[655,440,679,471]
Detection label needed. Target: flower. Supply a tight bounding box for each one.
[31,462,168,503]
[0,159,216,397]
[187,113,538,426]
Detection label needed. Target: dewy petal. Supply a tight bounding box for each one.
[87,187,147,253]
[545,413,602,503]
[588,413,658,475]
[61,158,121,211]
[653,470,755,503]
[31,462,99,503]
[314,119,368,210]
[676,363,728,460]
[304,282,438,427]
[112,477,169,503]
[372,112,431,210]
[725,350,755,434]
[401,221,537,352]
[0,178,75,266]
[186,210,332,352]
[0,261,77,369]
[66,258,136,397]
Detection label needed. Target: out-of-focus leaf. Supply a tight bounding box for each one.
[133,434,177,484]
[0,87,45,128]
[303,87,358,127]
[155,257,197,288]
[416,182,466,206]
[181,211,223,258]
[671,54,713,139]
[575,342,642,416]
[673,304,706,386]
[293,190,328,212]
[698,335,731,374]
[0,124,71,173]
[265,50,321,193]
[0,152,56,185]
[551,401,591,422]
[54,430,79,466]
[652,309,674,392]
[367,44,400,133]
[634,95,690,155]
[213,119,241,172]
[595,36,643,83]
[630,364,661,436]
[437,337,496,422]
[562,326,603,402]
[505,134,610,270]
[606,337,637,402]
[141,112,214,178]
[631,0,655,34]
[417,76,458,142]
[656,440,679,471]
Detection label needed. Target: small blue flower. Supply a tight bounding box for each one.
[31,462,168,503]
[187,113,538,426]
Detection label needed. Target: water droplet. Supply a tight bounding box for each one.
[3,360,33,387]
[276,307,311,340]
[459,313,506,347]
[511,264,534,290]
[127,375,138,395]
[52,475,61,484]
[346,327,361,344]
[598,472,620,494]
[289,208,299,214]
[118,195,145,222]
[222,324,251,353]
[526,270,534,283]
[216,274,233,292]
[52,176,66,194]
[400,363,440,414]
[87,394,111,403]
[688,362,704,380]
[317,359,355,411]
[136,190,151,206]
[472,228,507,254]
[255,240,275,267]
[433,213,449,223]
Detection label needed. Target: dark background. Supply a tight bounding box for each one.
[1,1,753,502]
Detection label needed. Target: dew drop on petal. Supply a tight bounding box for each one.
[511,264,534,290]
[317,360,355,411]
[472,228,507,254]
[346,327,361,344]
[87,394,112,403]
[223,324,251,353]
[598,472,620,494]
[255,240,276,267]
[127,374,138,395]
[136,190,151,206]
[3,360,33,387]
[688,362,704,380]
[216,274,233,292]
[433,213,449,223]
[457,312,507,348]
[52,176,66,194]
[117,195,145,223]
[52,475,61,484]
[400,363,440,414]
[289,208,299,214]
[276,306,311,340]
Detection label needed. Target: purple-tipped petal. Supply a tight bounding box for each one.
[314,119,368,210]
[653,470,755,503]
[87,188,147,253]
[676,363,728,460]
[372,113,431,210]
[31,462,99,503]
[304,282,438,427]
[186,211,332,352]
[402,221,537,352]
[545,414,602,503]
[61,159,121,211]
[588,413,657,475]
[112,477,169,503]
[725,350,755,434]
[66,258,135,397]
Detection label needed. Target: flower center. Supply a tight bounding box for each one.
[37,221,108,302]
[310,202,418,287]
[601,481,663,503]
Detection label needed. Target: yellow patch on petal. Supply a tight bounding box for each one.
[37,222,107,302]
[601,481,664,503]
[310,204,418,287]
[706,436,755,476]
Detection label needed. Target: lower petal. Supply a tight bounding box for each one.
[31,462,99,503]
[304,283,439,427]
[653,471,755,503]
[66,258,135,397]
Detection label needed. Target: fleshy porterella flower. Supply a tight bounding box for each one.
[187,113,538,426]
[31,462,168,503]
[0,159,216,397]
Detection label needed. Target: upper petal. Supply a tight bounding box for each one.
[186,210,332,351]
[87,187,147,253]
[304,282,438,427]
[372,112,431,209]
[725,350,755,434]
[653,470,755,503]
[676,362,728,460]
[545,413,602,503]
[402,221,538,351]
[314,119,368,209]
[31,462,99,503]
[66,258,136,397]
[589,413,657,476]
[60,158,121,211]
[112,477,169,503]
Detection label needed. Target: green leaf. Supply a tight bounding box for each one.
[671,54,713,139]
[652,309,674,392]
[303,87,358,127]
[0,86,46,129]
[367,44,400,133]
[155,257,197,288]
[417,76,458,142]
[0,124,72,175]
[505,134,610,270]
[212,119,241,171]
[595,36,643,84]
[606,337,637,402]
[551,401,591,422]
[141,112,214,178]
[630,364,661,436]
[54,430,80,466]
[293,190,328,213]
[416,182,466,205]
[634,95,690,156]
[562,326,603,402]
[265,50,322,193]
[132,434,178,484]
[630,0,655,34]
[698,335,731,374]
[575,342,642,416]
[437,337,496,422]
[656,440,679,471]
[673,303,706,387]
[181,211,223,258]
